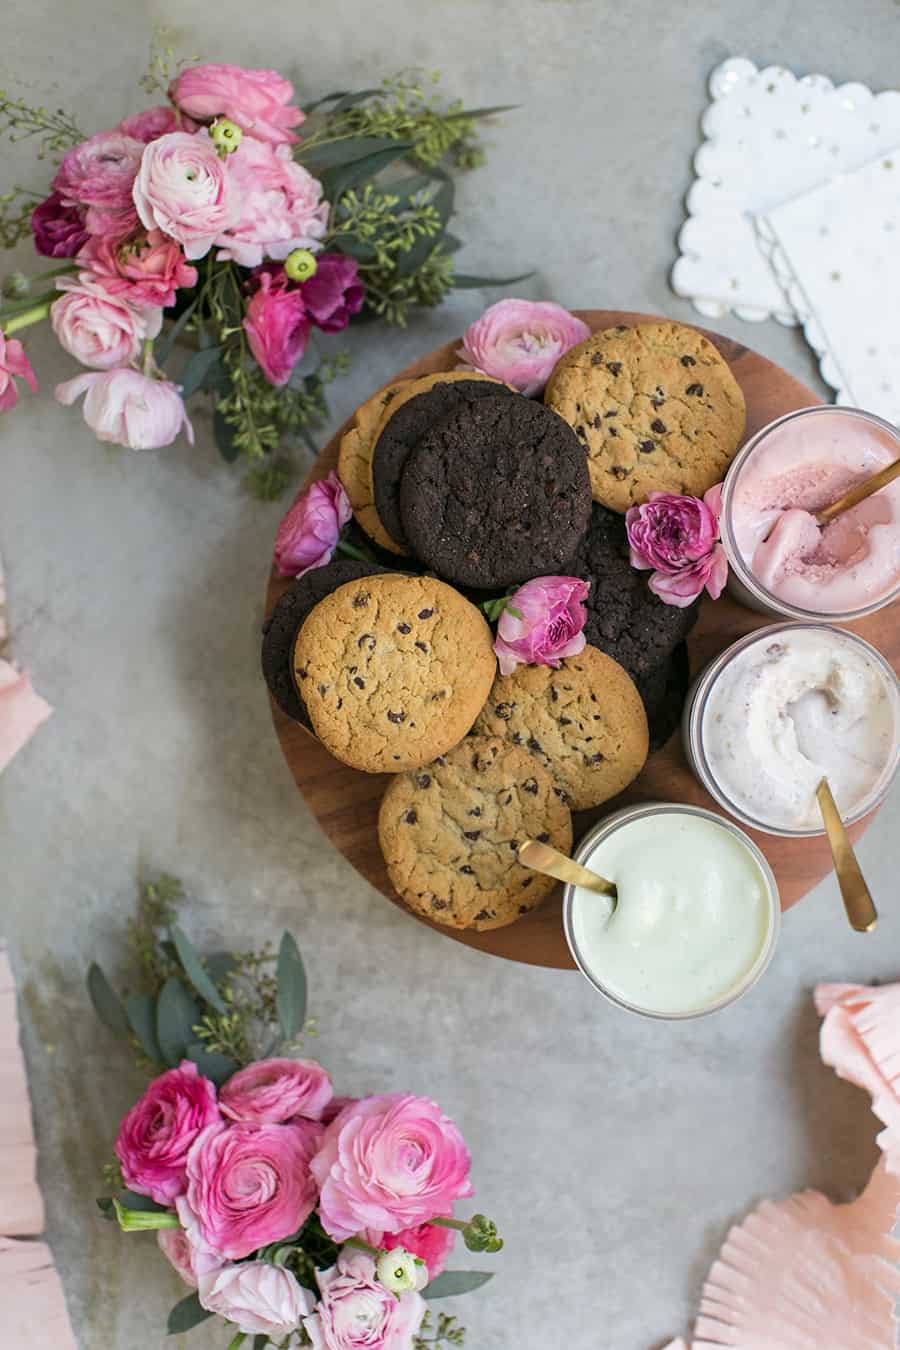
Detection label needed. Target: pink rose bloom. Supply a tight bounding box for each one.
[374,1221,456,1280]
[132,132,240,261]
[199,1262,315,1337]
[493,576,589,676]
[0,333,38,412]
[274,472,352,577]
[457,298,591,397]
[113,1061,220,1205]
[625,485,727,608]
[300,254,364,333]
[311,1093,473,1243]
[304,1249,426,1350]
[119,105,178,143]
[216,139,327,268]
[31,192,89,258]
[51,277,162,369]
[170,63,304,146]
[220,1058,333,1125]
[52,130,144,240]
[157,1226,224,1289]
[56,369,194,450]
[77,230,197,309]
[243,270,310,387]
[178,1119,320,1259]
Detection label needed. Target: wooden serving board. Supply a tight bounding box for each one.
[265,310,900,969]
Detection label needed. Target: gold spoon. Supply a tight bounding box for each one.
[518,839,618,909]
[816,457,900,527]
[815,778,877,933]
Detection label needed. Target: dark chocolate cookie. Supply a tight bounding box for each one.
[371,377,513,548]
[261,559,388,726]
[634,642,691,753]
[400,395,592,589]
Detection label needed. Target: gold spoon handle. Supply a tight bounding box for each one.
[815,778,877,933]
[816,456,900,526]
[518,839,618,899]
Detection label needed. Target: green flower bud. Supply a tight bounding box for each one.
[112,1197,180,1232]
[2,272,30,300]
[462,1214,503,1253]
[284,248,318,283]
[210,117,243,155]
[375,1247,425,1294]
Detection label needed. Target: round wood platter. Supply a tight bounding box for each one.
[265,310,900,969]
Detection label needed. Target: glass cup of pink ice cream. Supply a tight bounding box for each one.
[720,406,900,620]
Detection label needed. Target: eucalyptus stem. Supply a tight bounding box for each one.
[0,289,56,321]
[2,299,51,335]
[428,1218,467,1232]
[335,539,375,563]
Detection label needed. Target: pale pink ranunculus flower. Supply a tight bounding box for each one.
[76,230,197,309]
[273,472,352,577]
[112,1061,220,1205]
[457,298,591,397]
[156,1226,224,1289]
[243,269,310,387]
[626,485,727,608]
[170,63,304,146]
[311,1093,473,1243]
[51,276,162,370]
[304,1248,426,1350]
[199,1261,315,1336]
[56,369,194,450]
[219,1058,333,1125]
[215,138,327,268]
[0,333,38,412]
[52,130,144,240]
[493,575,589,676]
[118,105,178,143]
[132,131,241,261]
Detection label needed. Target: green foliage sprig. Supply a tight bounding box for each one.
[0,90,82,159]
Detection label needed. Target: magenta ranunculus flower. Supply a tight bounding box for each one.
[220,1058,333,1125]
[119,105,178,143]
[52,130,144,240]
[625,484,727,608]
[113,1061,220,1205]
[311,1093,473,1243]
[300,254,364,333]
[31,192,89,258]
[303,1249,426,1350]
[56,369,194,450]
[493,576,589,677]
[51,277,162,370]
[374,1220,456,1280]
[178,1119,321,1260]
[132,131,240,262]
[170,63,305,146]
[244,270,310,387]
[199,1262,315,1336]
[215,139,328,268]
[273,472,352,578]
[0,333,38,412]
[77,230,198,309]
[457,298,591,397]
[157,1226,224,1289]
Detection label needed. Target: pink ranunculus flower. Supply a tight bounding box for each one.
[56,370,194,450]
[304,1248,426,1350]
[51,277,162,370]
[170,63,305,146]
[311,1093,473,1243]
[31,192,89,258]
[216,138,328,268]
[274,472,352,578]
[457,298,591,397]
[220,1058,333,1125]
[199,1262,315,1337]
[243,270,310,387]
[157,1226,224,1289]
[178,1119,321,1260]
[321,1096,359,1126]
[132,131,240,261]
[113,1061,220,1205]
[77,230,198,309]
[300,254,364,333]
[626,485,728,608]
[52,130,144,240]
[493,575,589,677]
[0,333,38,412]
[119,105,178,143]
[373,1221,456,1280]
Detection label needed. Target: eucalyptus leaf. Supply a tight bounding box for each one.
[205,951,239,985]
[388,172,442,207]
[96,1197,114,1219]
[178,346,223,399]
[395,177,454,278]
[126,992,163,1064]
[167,1292,213,1335]
[324,144,415,201]
[156,977,201,1067]
[444,104,518,121]
[302,91,348,113]
[331,89,382,114]
[155,298,198,367]
[276,932,307,1042]
[186,1041,240,1085]
[117,1190,168,1213]
[441,232,463,254]
[171,925,227,1014]
[330,235,378,264]
[299,136,406,175]
[86,963,130,1038]
[253,1338,270,1350]
[451,271,534,288]
[423,1270,495,1299]
[213,408,241,463]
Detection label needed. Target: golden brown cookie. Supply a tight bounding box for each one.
[293,574,496,773]
[545,322,746,512]
[337,380,410,555]
[378,735,572,930]
[473,645,649,810]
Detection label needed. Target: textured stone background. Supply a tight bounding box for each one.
[2,2,899,1346]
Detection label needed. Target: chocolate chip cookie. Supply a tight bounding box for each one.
[293,574,496,773]
[337,380,411,554]
[545,321,746,511]
[400,395,592,589]
[378,735,572,930]
[473,645,648,810]
[634,642,692,753]
[261,559,389,726]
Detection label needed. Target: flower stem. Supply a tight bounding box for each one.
[225,1334,247,1350]
[0,290,57,322]
[142,338,155,377]
[427,1218,467,1232]
[335,538,375,563]
[26,263,77,286]
[344,1235,381,1256]
[1,300,52,335]
[112,1198,180,1232]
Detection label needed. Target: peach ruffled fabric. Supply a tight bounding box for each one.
[0,556,52,772]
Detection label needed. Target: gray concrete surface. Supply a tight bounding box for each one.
[3,2,900,1346]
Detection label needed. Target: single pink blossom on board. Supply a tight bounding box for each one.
[303,1248,426,1350]
[198,1261,315,1336]
[132,132,240,261]
[170,63,305,145]
[56,369,194,450]
[300,254,364,333]
[77,231,197,309]
[273,472,352,578]
[113,1061,220,1205]
[0,333,38,412]
[457,298,590,396]
[215,138,327,268]
[52,130,144,240]
[51,276,162,369]
[118,105,178,143]
[31,191,89,258]
[219,1058,333,1125]
[243,270,310,387]
[493,576,589,676]
[625,485,727,608]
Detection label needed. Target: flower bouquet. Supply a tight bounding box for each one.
[89,876,501,1348]
[0,36,521,496]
